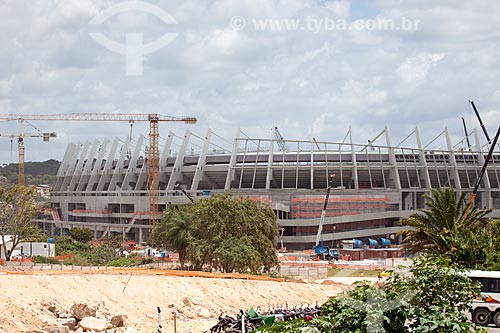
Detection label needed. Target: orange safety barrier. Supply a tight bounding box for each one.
[10,258,33,263]
[3,268,286,282]
[291,196,391,203]
[54,254,73,260]
[292,211,361,218]
[291,204,390,210]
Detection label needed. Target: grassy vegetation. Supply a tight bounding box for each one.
[327,268,382,277]
[32,255,61,264]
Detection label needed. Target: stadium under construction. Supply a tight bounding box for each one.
[43,126,500,250]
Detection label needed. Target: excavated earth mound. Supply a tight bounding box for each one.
[0,271,347,332]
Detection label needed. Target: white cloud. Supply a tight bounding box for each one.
[0,0,499,161]
[397,53,445,83]
[324,0,350,18]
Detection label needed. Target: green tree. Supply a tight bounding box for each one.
[399,188,491,268]
[188,192,279,273]
[150,206,192,267]
[54,235,92,256]
[69,227,94,243]
[0,185,39,261]
[150,192,279,273]
[22,225,46,242]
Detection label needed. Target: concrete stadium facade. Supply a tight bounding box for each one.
[48,126,500,249]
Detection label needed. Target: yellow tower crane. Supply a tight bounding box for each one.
[0,113,197,226]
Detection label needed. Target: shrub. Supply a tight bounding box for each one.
[32,256,60,264]
[61,254,91,266]
[69,227,93,243]
[107,257,138,267]
[139,257,154,265]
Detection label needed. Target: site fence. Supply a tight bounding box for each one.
[0,261,179,271]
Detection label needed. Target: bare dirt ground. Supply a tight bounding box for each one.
[0,271,350,333]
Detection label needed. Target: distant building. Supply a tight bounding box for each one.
[44,127,500,249]
[36,185,51,198]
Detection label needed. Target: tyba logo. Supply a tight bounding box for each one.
[89,1,178,75]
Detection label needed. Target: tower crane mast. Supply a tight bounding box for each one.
[0,121,56,186]
[0,113,197,226]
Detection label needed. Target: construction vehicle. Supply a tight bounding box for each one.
[0,113,196,226]
[313,174,340,261]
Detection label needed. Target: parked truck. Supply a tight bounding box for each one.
[468,270,500,327]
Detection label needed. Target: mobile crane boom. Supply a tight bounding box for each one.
[469,100,491,143]
[314,174,335,247]
[464,100,499,217]
[174,183,195,203]
[464,125,500,217]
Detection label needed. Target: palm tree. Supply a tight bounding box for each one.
[150,207,192,267]
[400,188,491,268]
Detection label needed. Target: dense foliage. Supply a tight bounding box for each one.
[0,159,60,187]
[69,227,94,243]
[399,188,498,269]
[150,192,279,273]
[257,257,486,333]
[55,235,129,266]
[149,206,192,266]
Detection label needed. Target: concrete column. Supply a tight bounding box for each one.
[86,139,109,192]
[54,143,76,191]
[474,128,492,208]
[310,140,314,190]
[385,127,401,190]
[167,130,191,190]
[349,126,359,189]
[122,135,144,190]
[415,127,431,189]
[68,141,91,192]
[160,131,174,167]
[54,143,75,191]
[266,130,275,189]
[225,128,241,190]
[108,136,131,191]
[97,137,120,191]
[191,129,212,190]
[252,139,262,189]
[76,140,99,191]
[444,127,461,189]
[135,135,153,191]
[60,143,82,191]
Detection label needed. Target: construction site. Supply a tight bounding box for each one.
[20,118,499,252]
[0,106,497,256]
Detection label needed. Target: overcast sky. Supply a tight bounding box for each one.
[0,0,499,163]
